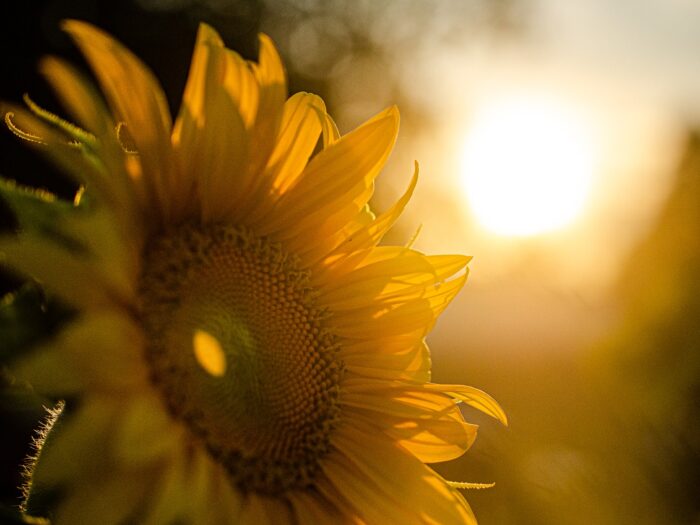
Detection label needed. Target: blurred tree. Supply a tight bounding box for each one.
[591,130,700,524]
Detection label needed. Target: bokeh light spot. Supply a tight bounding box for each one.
[193,329,227,377]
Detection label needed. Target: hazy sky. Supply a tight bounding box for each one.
[356,0,700,356]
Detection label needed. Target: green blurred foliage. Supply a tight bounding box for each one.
[0,181,75,510]
[0,284,72,363]
[433,132,700,525]
[589,131,700,523]
[0,286,69,511]
[0,504,48,524]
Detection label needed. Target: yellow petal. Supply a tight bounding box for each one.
[38,57,106,131]
[24,68,122,191]
[321,250,469,309]
[344,405,477,464]
[254,106,398,242]
[173,23,224,137]
[222,47,260,128]
[290,181,376,266]
[39,57,113,148]
[172,24,250,221]
[140,451,189,525]
[4,105,147,250]
[170,24,249,222]
[189,449,235,523]
[32,397,121,486]
[323,162,419,265]
[0,234,131,309]
[240,493,293,525]
[342,340,431,383]
[288,490,347,525]
[342,378,508,426]
[266,92,325,193]
[3,106,103,187]
[244,33,287,181]
[389,418,478,464]
[341,383,461,419]
[320,109,340,147]
[326,424,477,525]
[13,311,145,397]
[331,273,465,340]
[140,447,242,525]
[112,392,182,466]
[425,383,509,426]
[240,92,325,223]
[62,20,174,221]
[0,114,140,284]
[39,57,146,229]
[54,475,149,525]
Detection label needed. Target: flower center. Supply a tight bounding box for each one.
[138,224,342,493]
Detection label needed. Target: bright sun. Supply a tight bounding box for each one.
[460,96,596,237]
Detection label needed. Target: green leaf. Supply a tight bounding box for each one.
[0,504,49,524]
[0,284,73,363]
[0,179,84,253]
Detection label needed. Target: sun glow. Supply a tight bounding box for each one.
[460,96,596,237]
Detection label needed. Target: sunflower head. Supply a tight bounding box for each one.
[3,20,506,525]
[139,222,342,493]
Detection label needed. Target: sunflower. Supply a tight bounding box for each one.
[2,20,506,524]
